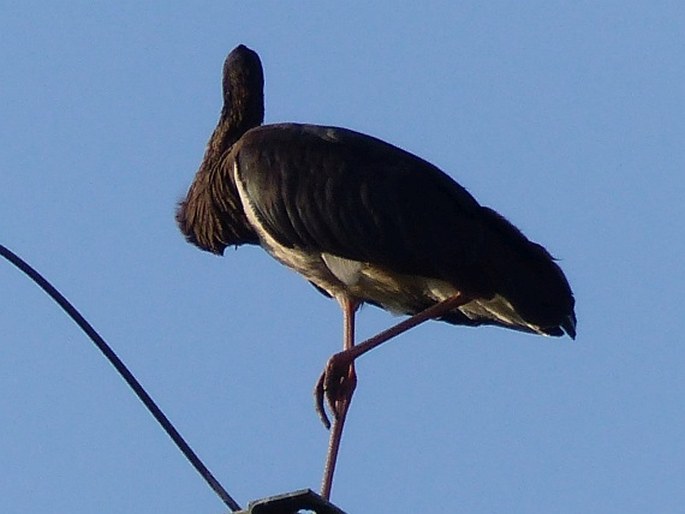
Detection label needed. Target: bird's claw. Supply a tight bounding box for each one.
[314,372,331,430]
[314,351,357,430]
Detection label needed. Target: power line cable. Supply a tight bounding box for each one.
[1,243,242,512]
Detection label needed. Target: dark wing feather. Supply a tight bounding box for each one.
[232,123,493,297]
[231,123,575,335]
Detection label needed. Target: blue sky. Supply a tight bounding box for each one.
[1,2,683,513]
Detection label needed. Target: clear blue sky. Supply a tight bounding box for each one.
[2,2,683,513]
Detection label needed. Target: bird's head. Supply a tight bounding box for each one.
[217,44,264,146]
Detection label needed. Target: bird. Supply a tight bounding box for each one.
[177,44,576,500]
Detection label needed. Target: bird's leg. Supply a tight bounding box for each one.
[317,293,469,428]
[316,293,469,499]
[319,297,359,500]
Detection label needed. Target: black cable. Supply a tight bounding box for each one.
[0,243,242,512]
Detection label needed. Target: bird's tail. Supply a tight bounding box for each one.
[476,207,576,339]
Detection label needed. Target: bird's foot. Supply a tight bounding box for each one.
[314,351,357,430]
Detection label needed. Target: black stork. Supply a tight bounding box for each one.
[177,45,576,500]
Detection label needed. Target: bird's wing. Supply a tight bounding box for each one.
[231,123,491,295]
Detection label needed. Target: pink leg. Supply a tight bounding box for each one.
[316,293,470,500]
[320,296,358,500]
[316,293,469,428]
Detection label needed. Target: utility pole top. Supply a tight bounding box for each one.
[236,489,347,514]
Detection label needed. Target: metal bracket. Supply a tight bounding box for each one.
[236,489,347,514]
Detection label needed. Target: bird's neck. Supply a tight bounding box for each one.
[176,120,261,255]
[218,81,264,143]
[207,119,243,161]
